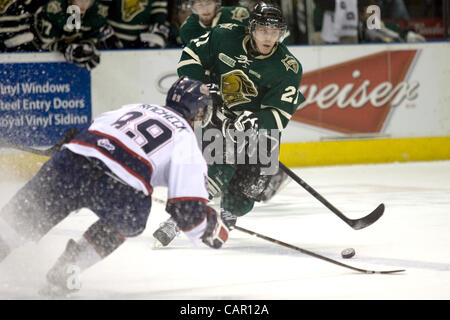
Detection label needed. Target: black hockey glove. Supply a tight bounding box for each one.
[201,206,229,249]
[64,40,100,70]
[98,24,123,49]
[140,22,170,48]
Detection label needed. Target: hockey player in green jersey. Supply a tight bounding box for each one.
[105,0,171,48]
[153,1,304,247]
[179,0,251,46]
[0,0,47,51]
[32,0,110,69]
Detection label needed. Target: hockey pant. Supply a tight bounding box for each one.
[208,164,255,217]
[0,149,152,245]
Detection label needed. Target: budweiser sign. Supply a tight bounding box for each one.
[293,50,419,134]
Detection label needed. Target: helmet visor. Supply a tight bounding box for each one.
[252,23,285,42]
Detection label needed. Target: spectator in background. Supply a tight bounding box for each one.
[32,0,111,69]
[238,0,257,11]
[105,0,171,48]
[0,0,47,51]
[315,0,359,44]
[376,0,410,20]
[359,0,425,43]
[167,0,193,47]
[179,0,251,46]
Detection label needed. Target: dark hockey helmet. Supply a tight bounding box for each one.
[249,2,287,42]
[166,76,213,127]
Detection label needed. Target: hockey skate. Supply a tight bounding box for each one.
[39,239,82,298]
[153,218,180,247]
[260,168,289,202]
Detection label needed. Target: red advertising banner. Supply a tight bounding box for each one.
[292,50,418,134]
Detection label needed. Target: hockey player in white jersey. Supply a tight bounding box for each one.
[0,76,229,296]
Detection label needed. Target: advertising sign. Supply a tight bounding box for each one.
[293,50,419,134]
[0,62,91,146]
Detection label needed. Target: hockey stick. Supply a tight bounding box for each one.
[215,108,383,230]
[279,162,384,230]
[234,225,405,274]
[152,196,402,273]
[0,128,80,157]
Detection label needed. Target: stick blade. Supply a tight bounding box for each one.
[349,203,385,230]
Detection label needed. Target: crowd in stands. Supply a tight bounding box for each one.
[0,0,445,70]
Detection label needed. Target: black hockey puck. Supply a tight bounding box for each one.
[341,248,355,259]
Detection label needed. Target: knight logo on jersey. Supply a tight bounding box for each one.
[231,7,250,23]
[292,50,419,134]
[0,0,15,14]
[122,0,147,22]
[221,70,258,108]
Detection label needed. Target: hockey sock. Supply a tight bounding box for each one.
[82,219,126,261]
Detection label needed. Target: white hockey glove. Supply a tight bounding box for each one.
[221,110,259,143]
[64,40,100,70]
[140,22,170,48]
[201,206,229,249]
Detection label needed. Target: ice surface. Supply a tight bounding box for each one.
[1,160,449,300]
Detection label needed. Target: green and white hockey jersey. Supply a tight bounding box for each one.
[33,0,109,51]
[178,24,304,131]
[107,0,168,47]
[179,6,250,46]
[0,0,46,51]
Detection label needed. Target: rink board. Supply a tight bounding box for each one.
[1,42,450,177]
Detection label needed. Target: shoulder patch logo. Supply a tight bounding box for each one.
[231,7,250,23]
[221,70,258,108]
[281,55,299,74]
[97,138,115,152]
[97,3,109,18]
[0,0,15,14]
[122,0,148,22]
[47,0,62,14]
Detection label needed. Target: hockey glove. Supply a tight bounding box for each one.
[64,40,100,70]
[222,110,259,143]
[98,24,123,49]
[140,22,170,48]
[220,209,237,229]
[202,206,229,249]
